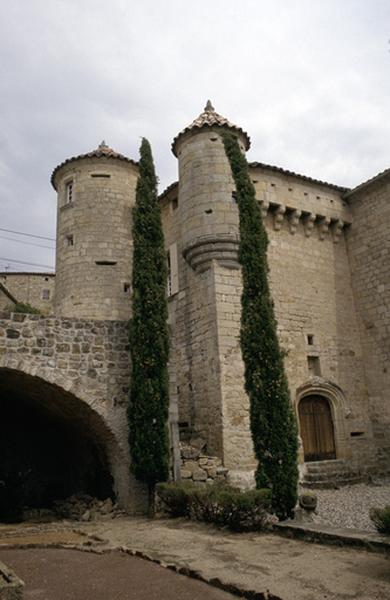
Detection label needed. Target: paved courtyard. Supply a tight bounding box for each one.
[0,516,389,600]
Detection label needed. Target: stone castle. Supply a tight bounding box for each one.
[0,101,389,511]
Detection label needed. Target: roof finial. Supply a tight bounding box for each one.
[204,100,215,112]
[99,140,108,149]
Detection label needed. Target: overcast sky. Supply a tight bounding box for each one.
[1,0,389,272]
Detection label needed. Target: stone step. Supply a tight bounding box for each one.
[305,460,346,474]
[301,459,363,489]
[304,471,361,483]
[303,476,363,489]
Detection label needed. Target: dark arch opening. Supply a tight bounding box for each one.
[298,394,336,462]
[0,368,114,522]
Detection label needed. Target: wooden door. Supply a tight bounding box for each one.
[298,395,336,461]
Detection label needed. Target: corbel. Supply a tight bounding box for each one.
[304,213,316,237]
[332,219,344,243]
[289,209,301,234]
[318,216,331,240]
[273,205,286,231]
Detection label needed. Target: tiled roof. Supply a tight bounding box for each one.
[159,181,178,201]
[250,162,349,193]
[343,167,390,199]
[51,141,138,190]
[172,101,251,156]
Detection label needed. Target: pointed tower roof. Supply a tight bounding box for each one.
[51,141,138,190]
[172,100,250,156]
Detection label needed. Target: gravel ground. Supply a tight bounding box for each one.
[301,479,390,531]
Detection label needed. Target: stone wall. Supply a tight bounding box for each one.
[180,442,229,484]
[0,273,55,314]
[161,158,378,480]
[0,311,145,511]
[255,169,375,472]
[346,179,390,474]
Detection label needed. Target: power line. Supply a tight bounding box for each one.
[0,227,55,242]
[0,235,55,250]
[0,257,55,270]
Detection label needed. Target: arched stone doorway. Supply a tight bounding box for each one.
[0,368,119,521]
[298,395,336,462]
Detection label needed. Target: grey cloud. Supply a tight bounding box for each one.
[0,0,389,270]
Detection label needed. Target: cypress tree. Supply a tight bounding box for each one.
[128,138,170,515]
[222,132,298,519]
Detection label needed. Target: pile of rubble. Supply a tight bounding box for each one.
[180,440,229,484]
[53,494,126,522]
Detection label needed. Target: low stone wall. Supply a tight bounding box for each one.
[179,442,229,484]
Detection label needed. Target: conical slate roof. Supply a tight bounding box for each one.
[51,141,138,190]
[171,101,251,156]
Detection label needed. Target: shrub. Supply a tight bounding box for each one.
[189,485,271,532]
[370,505,390,534]
[157,481,196,517]
[157,481,272,532]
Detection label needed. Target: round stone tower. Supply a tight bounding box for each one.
[171,103,256,481]
[51,142,138,320]
[172,100,250,271]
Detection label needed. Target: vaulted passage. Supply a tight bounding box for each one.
[299,395,336,462]
[0,368,114,522]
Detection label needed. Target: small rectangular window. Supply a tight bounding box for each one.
[66,234,74,247]
[42,289,50,300]
[307,334,314,345]
[65,181,74,204]
[172,197,178,210]
[123,282,131,293]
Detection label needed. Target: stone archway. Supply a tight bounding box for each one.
[0,367,126,520]
[296,379,350,462]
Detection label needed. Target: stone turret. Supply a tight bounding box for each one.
[171,104,256,481]
[51,141,138,320]
[173,101,250,272]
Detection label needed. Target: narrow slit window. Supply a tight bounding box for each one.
[65,181,74,204]
[172,197,178,210]
[95,260,117,266]
[307,334,314,345]
[66,234,74,247]
[123,282,131,293]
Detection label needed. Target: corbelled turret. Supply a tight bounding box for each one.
[174,101,249,272]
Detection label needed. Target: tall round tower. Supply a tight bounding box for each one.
[172,100,250,271]
[171,103,255,481]
[51,142,138,320]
